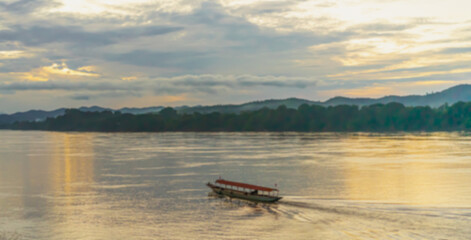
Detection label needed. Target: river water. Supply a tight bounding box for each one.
[1,131,471,239]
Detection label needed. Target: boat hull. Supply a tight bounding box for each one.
[207,183,282,203]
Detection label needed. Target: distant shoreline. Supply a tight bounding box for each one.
[3,102,471,132]
[1,129,469,134]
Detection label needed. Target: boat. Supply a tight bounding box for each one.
[207,178,282,203]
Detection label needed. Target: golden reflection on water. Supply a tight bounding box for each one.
[49,132,95,195]
[47,132,99,239]
[0,132,97,239]
[341,134,471,206]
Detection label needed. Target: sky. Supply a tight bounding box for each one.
[1,0,471,113]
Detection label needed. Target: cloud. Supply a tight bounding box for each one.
[0,73,318,112]
[0,50,33,60]
[161,74,316,88]
[68,91,144,100]
[2,63,100,82]
[70,94,90,100]
[0,74,316,95]
[440,47,471,54]
[349,22,418,34]
[0,0,59,14]
[0,1,349,76]
[0,80,131,92]
[171,2,350,51]
[232,1,296,15]
[105,50,212,69]
[0,25,183,47]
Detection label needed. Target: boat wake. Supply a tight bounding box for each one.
[275,197,471,239]
[210,195,471,239]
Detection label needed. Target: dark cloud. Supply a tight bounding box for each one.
[171,2,351,52]
[0,25,183,47]
[68,91,142,100]
[238,79,310,88]
[153,85,218,95]
[172,77,233,87]
[440,47,471,54]
[0,75,316,97]
[1,1,350,74]
[0,81,141,92]
[70,95,90,100]
[96,1,348,73]
[0,0,59,14]
[167,75,316,89]
[0,57,45,73]
[105,50,213,69]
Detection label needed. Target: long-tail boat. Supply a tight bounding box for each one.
[206,178,282,203]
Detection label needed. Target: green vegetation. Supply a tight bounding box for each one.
[4,102,471,132]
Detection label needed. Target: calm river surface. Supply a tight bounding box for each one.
[1,130,471,239]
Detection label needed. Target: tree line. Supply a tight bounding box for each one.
[3,102,471,132]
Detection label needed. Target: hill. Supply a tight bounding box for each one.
[323,85,471,107]
[177,98,319,114]
[6,101,471,132]
[0,106,163,124]
[2,84,471,124]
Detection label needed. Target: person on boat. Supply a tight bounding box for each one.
[251,190,258,195]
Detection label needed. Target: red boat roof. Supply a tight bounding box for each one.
[215,179,278,192]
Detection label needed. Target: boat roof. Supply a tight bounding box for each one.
[215,179,278,192]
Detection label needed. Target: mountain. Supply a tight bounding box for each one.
[177,84,471,113]
[323,84,471,107]
[0,106,163,124]
[177,98,319,114]
[78,106,110,112]
[2,84,471,124]
[0,108,66,124]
